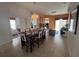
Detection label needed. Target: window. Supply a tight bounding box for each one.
[10,20,16,30]
[31,19,37,28]
[55,19,67,30]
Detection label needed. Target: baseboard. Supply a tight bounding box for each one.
[0,39,12,46]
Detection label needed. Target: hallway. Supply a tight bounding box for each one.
[0,31,69,57]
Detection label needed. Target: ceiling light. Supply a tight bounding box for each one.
[31,13,39,20]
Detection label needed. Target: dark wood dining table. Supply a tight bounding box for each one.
[21,28,41,52]
[20,27,46,52]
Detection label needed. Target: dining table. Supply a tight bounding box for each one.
[20,28,45,52]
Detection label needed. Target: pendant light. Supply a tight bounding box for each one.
[31,2,39,20]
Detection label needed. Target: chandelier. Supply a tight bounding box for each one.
[31,2,39,20]
[31,13,39,20]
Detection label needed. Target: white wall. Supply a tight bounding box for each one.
[0,3,12,45]
[9,4,31,32]
[0,3,31,45]
[10,4,31,31]
[15,17,21,29]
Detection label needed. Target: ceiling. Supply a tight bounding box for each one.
[14,2,70,15]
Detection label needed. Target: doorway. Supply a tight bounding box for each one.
[55,19,67,35]
[44,18,49,29]
[55,19,67,30]
[9,17,21,36]
[9,17,17,36]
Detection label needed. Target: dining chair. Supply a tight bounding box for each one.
[32,31,39,48]
[20,32,26,48]
[20,32,33,52]
[42,29,46,39]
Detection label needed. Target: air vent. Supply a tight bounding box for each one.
[51,11,56,13]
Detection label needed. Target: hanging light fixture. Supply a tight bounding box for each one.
[31,13,39,20]
[31,2,39,20]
